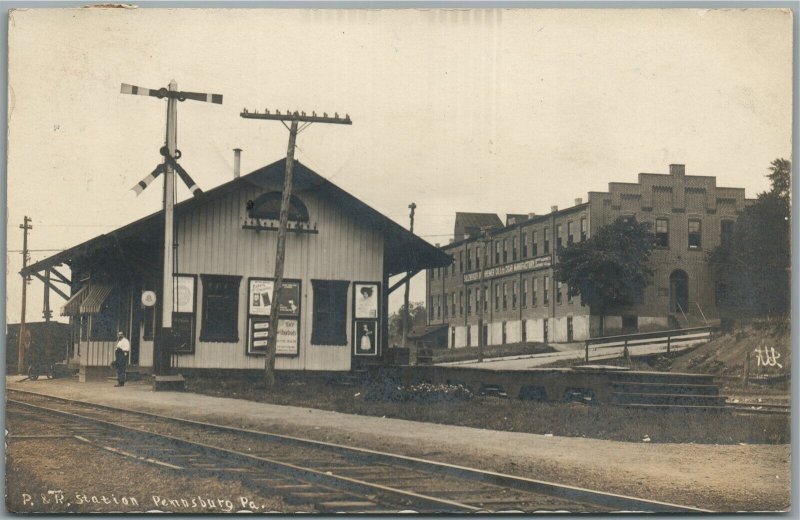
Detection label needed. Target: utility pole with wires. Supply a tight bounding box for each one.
[401,202,416,348]
[121,80,222,376]
[17,216,32,374]
[240,108,352,388]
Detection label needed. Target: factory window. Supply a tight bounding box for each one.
[721,220,735,244]
[502,283,508,310]
[459,251,463,273]
[521,320,527,343]
[437,296,441,319]
[466,248,472,271]
[451,255,456,275]
[512,237,518,261]
[688,219,702,249]
[521,233,528,257]
[580,218,587,241]
[543,228,550,254]
[502,239,508,263]
[443,294,448,318]
[474,248,480,270]
[556,224,563,251]
[567,284,574,303]
[556,281,563,304]
[543,276,550,304]
[495,285,500,311]
[567,221,575,245]
[451,293,456,317]
[467,289,472,315]
[512,281,518,309]
[531,277,538,306]
[531,231,538,257]
[655,218,669,248]
[310,280,348,345]
[495,241,501,264]
[522,279,528,308]
[459,290,464,316]
[200,275,242,343]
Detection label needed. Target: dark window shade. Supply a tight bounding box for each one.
[200,275,241,342]
[90,290,119,341]
[311,280,349,345]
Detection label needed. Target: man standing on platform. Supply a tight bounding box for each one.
[114,331,130,387]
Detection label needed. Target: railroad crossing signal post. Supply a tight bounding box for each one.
[121,80,222,375]
[17,216,32,374]
[240,108,352,388]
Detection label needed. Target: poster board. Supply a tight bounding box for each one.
[247,278,301,356]
[170,274,196,354]
[352,281,380,356]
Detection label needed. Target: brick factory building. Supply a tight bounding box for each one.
[427,164,753,347]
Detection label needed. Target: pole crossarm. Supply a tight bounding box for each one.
[240,110,352,125]
[31,271,69,301]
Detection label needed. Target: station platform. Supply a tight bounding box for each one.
[5,375,789,511]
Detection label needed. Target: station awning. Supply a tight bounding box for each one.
[60,285,88,317]
[78,284,114,314]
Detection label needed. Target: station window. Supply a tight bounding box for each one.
[567,221,575,245]
[521,233,528,257]
[310,280,348,345]
[688,219,702,249]
[655,218,669,248]
[556,280,563,304]
[532,231,538,257]
[91,289,120,342]
[580,218,587,242]
[543,228,550,254]
[200,274,241,343]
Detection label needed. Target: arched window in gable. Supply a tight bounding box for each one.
[246,192,309,223]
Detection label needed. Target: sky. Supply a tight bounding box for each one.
[5,7,794,325]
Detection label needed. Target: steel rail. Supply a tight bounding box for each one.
[7,388,711,513]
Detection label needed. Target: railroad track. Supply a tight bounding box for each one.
[7,389,710,513]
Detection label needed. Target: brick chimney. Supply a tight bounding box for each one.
[669,164,685,177]
[233,148,242,178]
[574,198,583,205]
[550,205,558,213]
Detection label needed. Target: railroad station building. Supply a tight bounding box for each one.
[22,159,449,379]
[427,164,753,347]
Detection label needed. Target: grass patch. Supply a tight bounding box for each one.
[185,374,788,445]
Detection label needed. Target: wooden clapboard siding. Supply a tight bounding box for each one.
[170,178,384,371]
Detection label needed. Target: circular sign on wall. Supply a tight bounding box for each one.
[141,290,157,307]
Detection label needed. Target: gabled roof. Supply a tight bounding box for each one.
[23,158,451,278]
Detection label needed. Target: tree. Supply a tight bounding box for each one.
[388,302,427,346]
[710,159,790,320]
[556,217,656,318]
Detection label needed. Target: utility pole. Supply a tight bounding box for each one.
[477,227,491,363]
[401,202,416,348]
[17,216,32,374]
[241,108,352,388]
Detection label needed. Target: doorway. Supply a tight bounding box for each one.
[669,270,689,314]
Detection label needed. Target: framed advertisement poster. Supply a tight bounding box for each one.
[354,282,380,318]
[247,277,301,357]
[353,319,378,356]
[247,317,300,356]
[174,275,196,314]
[249,278,301,317]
